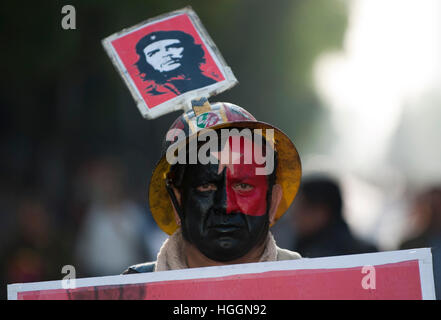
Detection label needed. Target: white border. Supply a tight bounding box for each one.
[7,248,436,300]
[102,6,238,119]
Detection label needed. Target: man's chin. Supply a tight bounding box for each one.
[200,237,251,262]
[216,236,239,250]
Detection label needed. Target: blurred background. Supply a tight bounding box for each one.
[2,0,441,299]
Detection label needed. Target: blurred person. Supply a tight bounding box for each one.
[400,186,441,250]
[123,102,302,274]
[74,157,154,276]
[0,182,16,255]
[135,30,217,96]
[1,196,66,299]
[290,175,378,258]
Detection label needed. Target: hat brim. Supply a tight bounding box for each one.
[148,120,302,235]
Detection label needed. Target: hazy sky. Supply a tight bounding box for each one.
[311,0,441,249]
[314,0,441,175]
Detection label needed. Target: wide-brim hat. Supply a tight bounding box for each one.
[149,102,301,235]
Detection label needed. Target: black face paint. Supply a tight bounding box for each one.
[177,163,271,262]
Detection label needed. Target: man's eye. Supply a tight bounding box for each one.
[166,44,183,50]
[147,49,159,57]
[233,183,254,192]
[196,183,217,192]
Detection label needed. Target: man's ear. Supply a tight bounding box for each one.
[269,184,283,225]
[168,186,182,226]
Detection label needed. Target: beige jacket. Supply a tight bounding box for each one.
[154,229,301,272]
[123,229,301,274]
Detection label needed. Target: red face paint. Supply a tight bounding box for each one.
[224,136,269,216]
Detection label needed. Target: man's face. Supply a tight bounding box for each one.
[177,139,272,262]
[143,39,184,73]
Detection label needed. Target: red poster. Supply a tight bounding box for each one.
[102,8,237,119]
[8,249,436,300]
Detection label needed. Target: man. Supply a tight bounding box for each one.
[135,30,217,96]
[123,102,302,273]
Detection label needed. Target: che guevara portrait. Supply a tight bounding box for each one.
[103,10,237,118]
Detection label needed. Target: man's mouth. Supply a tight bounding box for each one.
[162,58,181,66]
[208,223,243,233]
[205,211,247,234]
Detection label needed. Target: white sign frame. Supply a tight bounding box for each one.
[8,248,436,300]
[102,6,238,119]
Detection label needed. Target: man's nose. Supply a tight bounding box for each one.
[164,47,176,56]
[213,186,228,215]
[160,48,171,57]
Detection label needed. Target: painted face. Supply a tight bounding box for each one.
[177,138,272,262]
[143,39,184,72]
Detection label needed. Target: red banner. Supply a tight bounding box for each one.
[8,249,436,300]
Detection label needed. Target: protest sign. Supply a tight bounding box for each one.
[102,7,237,119]
[8,248,436,300]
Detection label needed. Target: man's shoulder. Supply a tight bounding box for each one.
[122,248,301,274]
[122,261,156,274]
[276,247,302,261]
